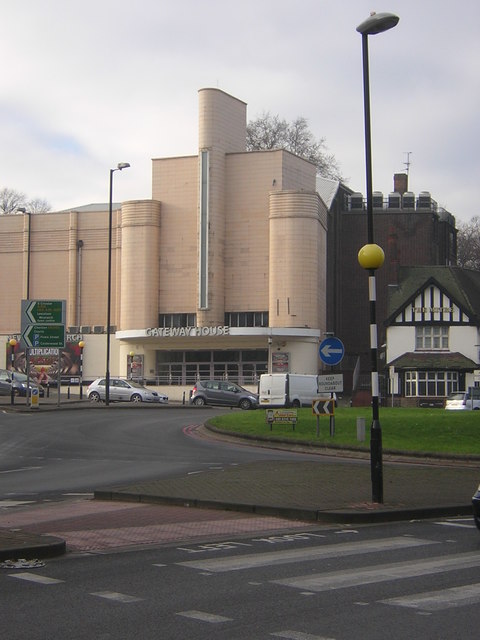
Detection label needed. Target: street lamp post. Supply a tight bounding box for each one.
[78,341,85,399]
[9,338,17,406]
[128,351,135,380]
[356,11,399,504]
[17,207,32,299]
[105,163,130,406]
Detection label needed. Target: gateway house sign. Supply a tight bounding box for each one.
[146,326,230,337]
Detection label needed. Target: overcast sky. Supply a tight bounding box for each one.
[1,1,478,222]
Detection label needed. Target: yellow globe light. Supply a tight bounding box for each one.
[358,243,385,270]
[9,338,17,347]
[78,341,85,349]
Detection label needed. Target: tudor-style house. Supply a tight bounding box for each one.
[385,266,480,406]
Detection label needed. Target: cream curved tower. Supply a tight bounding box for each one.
[120,199,161,329]
[197,88,247,327]
[269,190,326,329]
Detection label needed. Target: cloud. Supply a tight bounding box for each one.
[0,0,478,220]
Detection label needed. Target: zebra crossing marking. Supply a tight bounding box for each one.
[273,552,480,593]
[9,572,63,585]
[178,536,437,573]
[381,582,480,612]
[90,591,143,603]
[176,610,232,623]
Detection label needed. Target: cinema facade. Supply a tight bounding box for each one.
[0,88,328,393]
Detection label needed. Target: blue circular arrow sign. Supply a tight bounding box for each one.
[319,336,345,366]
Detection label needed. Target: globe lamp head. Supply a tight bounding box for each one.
[358,244,385,270]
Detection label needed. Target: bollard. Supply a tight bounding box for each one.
[357,416,366,441]
[182,391,185,405]
[67,386,71,399]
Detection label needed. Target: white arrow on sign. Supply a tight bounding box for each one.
[320,344,344,359]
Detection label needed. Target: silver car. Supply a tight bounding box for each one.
[87,378,168,404]
[190,379,258,410]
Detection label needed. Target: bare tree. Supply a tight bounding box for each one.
[457,217,480,270]
[26,198,51,214]
[246,112,343,181]
[0,187,26,214]
[0,188,51,214]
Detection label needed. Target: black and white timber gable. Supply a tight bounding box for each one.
[392,283,471,325]
[386,267,480,329]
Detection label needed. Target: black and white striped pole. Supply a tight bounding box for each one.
[357,11,399,504]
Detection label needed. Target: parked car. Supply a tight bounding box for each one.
[189,380,258,410]
[445,389,480,410]
[86,378,168,404]
[472,485,480,531]
[0,369,44,397]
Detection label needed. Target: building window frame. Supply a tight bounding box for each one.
[225,311,269,328]
[404,370,459,397]
[158,313,197,328]
[415,325,449,350]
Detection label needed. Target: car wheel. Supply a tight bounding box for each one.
[239,398,252,410]
[13,388,21,397]
[291,399,301,408]
[130,394,142,402]
[193,396,206,406]
[89,391,101,402]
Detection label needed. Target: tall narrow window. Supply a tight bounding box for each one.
[199,150,209,309]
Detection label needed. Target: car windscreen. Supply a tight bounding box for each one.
[128,381,146,389]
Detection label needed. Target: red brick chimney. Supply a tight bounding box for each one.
[393,173,408,194]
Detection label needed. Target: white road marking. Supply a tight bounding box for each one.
[381,582,480,611]
[0,467,42,475]
[272,631,336,639]
[176,610,232,623]
[62,493,93,497]
[10,572,64,585]
[91,591,143,603]
[435,521,476,529]
[178,537,437,573]
[0,500,36,507]
[273,552,480,593]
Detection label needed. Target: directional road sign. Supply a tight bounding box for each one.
[22,324,66,349]
[319,336,345,366]
[22,300,65,325]
[312,398,335,416]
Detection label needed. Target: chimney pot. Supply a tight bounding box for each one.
[394,173,408,195]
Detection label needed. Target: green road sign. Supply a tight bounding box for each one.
[22,300,65,325]
[22,324,66,349]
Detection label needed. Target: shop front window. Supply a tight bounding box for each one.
[155,350,268,385]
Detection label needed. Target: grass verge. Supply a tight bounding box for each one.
[208,407,480,456]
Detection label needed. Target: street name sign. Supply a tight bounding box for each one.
[319,336,345,366]
[318,373,344,394]
[22,324,66,349]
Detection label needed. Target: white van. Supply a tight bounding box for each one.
[445,387,480,410]
[259,373,319,408]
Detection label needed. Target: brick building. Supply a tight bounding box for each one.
[324,173,457,398]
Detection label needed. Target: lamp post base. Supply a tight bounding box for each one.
[370,420,383,503]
